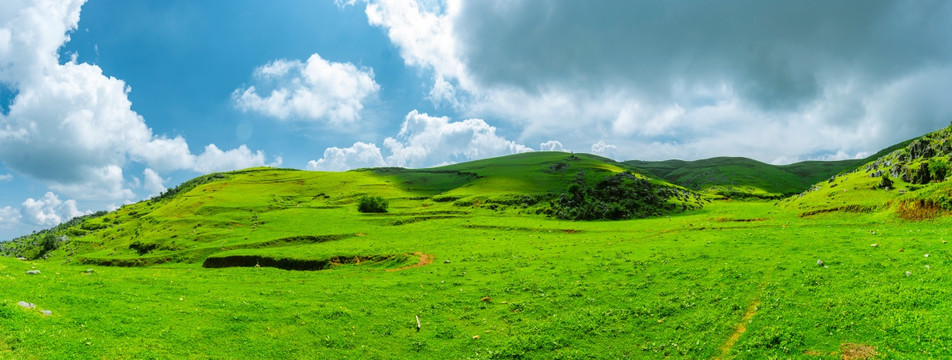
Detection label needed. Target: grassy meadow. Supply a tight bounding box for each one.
[1,149,951,359]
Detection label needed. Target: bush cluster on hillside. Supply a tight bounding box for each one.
[357,196,389,213]
[554,171,675,220]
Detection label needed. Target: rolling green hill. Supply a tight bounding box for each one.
[783,124,952,219]
[626,157,863,199]
[625,136,920,200]
[1,129,952,358]
[0,152,701,265]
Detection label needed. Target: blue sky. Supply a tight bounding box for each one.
[1,0,951,239]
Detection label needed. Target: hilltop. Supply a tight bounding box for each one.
[625,138,917,199]
[0,152,702,265]
[626,157,863,199]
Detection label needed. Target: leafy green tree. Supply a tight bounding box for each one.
[357,196,389,213]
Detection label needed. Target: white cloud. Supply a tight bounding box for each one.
[143,168,166,196]
[365,0,465,83]
[383,110,532,168]
[0,173,11,181]
[0,206,21,227]
[358,0,952,163]
[21,192,85,227]
[193,144,277,173]
[307,142,387,171]
[539,140,564,152]
[307,110,532,171]
[0,0,274,201]
[233,53,379,123]
[591,141,618,159]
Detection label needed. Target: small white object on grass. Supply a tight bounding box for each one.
[17,301,35,309]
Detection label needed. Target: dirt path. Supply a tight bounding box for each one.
[387,252,433,272]
[715,299,761,359]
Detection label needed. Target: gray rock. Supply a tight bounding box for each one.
[41,310,52,316]
[17,301,35,309]
[816,259,824,267]
[25,270,40,275]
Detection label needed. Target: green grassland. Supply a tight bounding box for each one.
[1,131,952,358]
[626,138,917,201]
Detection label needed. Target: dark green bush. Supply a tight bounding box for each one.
[554,171,684,220]
[357,196,389,213]
[878,173,893,189]
[929,158,948,180]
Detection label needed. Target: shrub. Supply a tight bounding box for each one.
[878,173,893,190]
[357,196,389,213]
[929,158,948,181]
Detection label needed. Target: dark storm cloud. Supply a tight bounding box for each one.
[454,0,952,111]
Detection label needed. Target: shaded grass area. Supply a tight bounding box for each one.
[3,147,952,358]
[1,202,951,358]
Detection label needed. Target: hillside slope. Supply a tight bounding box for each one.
[626,157,863,198]
[0,152,701,265]
[625,136,920,200]
[782,125,952,219]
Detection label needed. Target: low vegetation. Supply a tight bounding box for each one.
[357,195,389,213]
[1,126,952,358]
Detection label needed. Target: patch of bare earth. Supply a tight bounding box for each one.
[802,343,878,359]
[840,343,877,360]
[386,252,433,272]
[715,300,761,359]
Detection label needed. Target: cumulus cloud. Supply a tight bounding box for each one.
[307,142,387,171]
[539,140,564,152]
[0,173,11,181]
[590,141,618,159]
[21,192,85,227]
[383,110,532,168]
[358,0,952,163]
[233,53,379,123]
[142,168,166,196]
[0,206,21,227]
[0,0,273,201]
[307,110,532,170]
[192,144,277,173]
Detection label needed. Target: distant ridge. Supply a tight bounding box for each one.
[624,136,920,198]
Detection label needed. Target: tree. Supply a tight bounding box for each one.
[357,196,389,213]
[878,173,893,190]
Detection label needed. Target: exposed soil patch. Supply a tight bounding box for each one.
[80,234,354,267]
[716,300,761,359]
[387,252,433,272]
[463,224,581,234]
[799,205,877,217]
[389,216,458,226]
[840,343,877,360]
[202,254,395,271]
[896,199,944,220]
[712,217,768,222]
